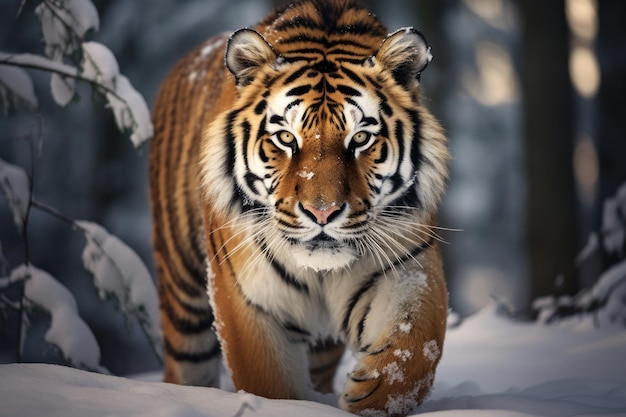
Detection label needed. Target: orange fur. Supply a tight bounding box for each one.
[150,1,450,415]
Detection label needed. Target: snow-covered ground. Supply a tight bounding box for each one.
[2,280,626,417]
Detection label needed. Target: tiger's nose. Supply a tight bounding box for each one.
[300,202,345,225]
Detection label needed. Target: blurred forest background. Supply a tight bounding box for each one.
[1,0,625,376]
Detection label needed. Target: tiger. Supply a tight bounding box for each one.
[149,0,450,415]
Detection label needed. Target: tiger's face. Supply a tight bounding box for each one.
[202,28,449,272]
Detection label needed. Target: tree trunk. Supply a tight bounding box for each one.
[520,1,578,298]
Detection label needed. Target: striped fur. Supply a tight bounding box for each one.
[149,1,449,415]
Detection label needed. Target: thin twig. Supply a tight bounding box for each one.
[30,199,75,226]
[16,130,38,363]
[0,58,127,104]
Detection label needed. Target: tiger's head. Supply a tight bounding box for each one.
[202,3,449,272]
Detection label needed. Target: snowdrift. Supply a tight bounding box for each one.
[2,293,626,417]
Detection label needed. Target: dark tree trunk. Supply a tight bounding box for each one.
[520,2,578,298]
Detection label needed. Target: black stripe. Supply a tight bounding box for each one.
[327,48,364,57]
[287,47,325,56]
[365,75,382,90]
[162,299,213,335]
[274,16,321,32]
[254,99,267,115]
[362,117,377,126]
[357,303,371,344]
[277,218,305,229]
[187,80,211,271]
[284,65,311,84]
[333,23,377,36]
[272,258,309,293]
[258,239,310,293]
[284,321,311,336]
[337,85,361,97]
[279,34,326,46]
[335,57,367,65]
[374,141,388,164]
[269,114,284,125]
[342,277,377,335]
[311,60,338,73]
[385,119,406,195]
[173,273,202,298]
[162,75,204,290]
[167,281,212,316]
[287,85,311,96]
[375,91,392,116]
[285,98,303,113]
[224,110,239,177]
[409,109,424,170]
[164,338,220,363]
[328,39,371,51]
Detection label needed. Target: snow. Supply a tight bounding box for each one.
[50,72,76,106]
[7,257,623,416]
[382,361,405,384]
[0,157,30,231]
[35,0,99,57]
[80,42,153,146]
[0,49,152,145]
[1,290,625,416]
[399,322,413,333]
[82,41,120,90]
[106,73,154,147]
[0,51,81,77]
[77,221,162,359]
[422,340,440,362]
[0,65,38,111]
[0,0,153,147]
[2,265,106,373]
[297,170,315,180]
[601,183,626,255]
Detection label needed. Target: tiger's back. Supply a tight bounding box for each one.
[150,34,231,384]
[150,1,450,415]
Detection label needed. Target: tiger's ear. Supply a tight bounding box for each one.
[226,28,277,87]
[373,27,432,88]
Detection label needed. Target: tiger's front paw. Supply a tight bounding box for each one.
[339,337,441,416]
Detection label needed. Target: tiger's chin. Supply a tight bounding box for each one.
[289,244,358,272]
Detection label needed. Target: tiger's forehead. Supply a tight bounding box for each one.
[260,0,387,60]
[265,61,381,136]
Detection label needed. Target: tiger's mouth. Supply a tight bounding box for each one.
[305,232,341,251]
[280,230,359,271]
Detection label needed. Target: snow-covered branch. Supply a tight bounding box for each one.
[534,182,626,326]
[0,158,31,232]
[5,264,108,373]
[0,0,159,371]
[77,221,163,362]
[1,0,153,147]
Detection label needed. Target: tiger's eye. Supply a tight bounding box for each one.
[352,131,371,144]
[277,131,295,145]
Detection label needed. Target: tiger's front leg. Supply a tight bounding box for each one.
[339,246,448,416]
[205,223,318,402]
